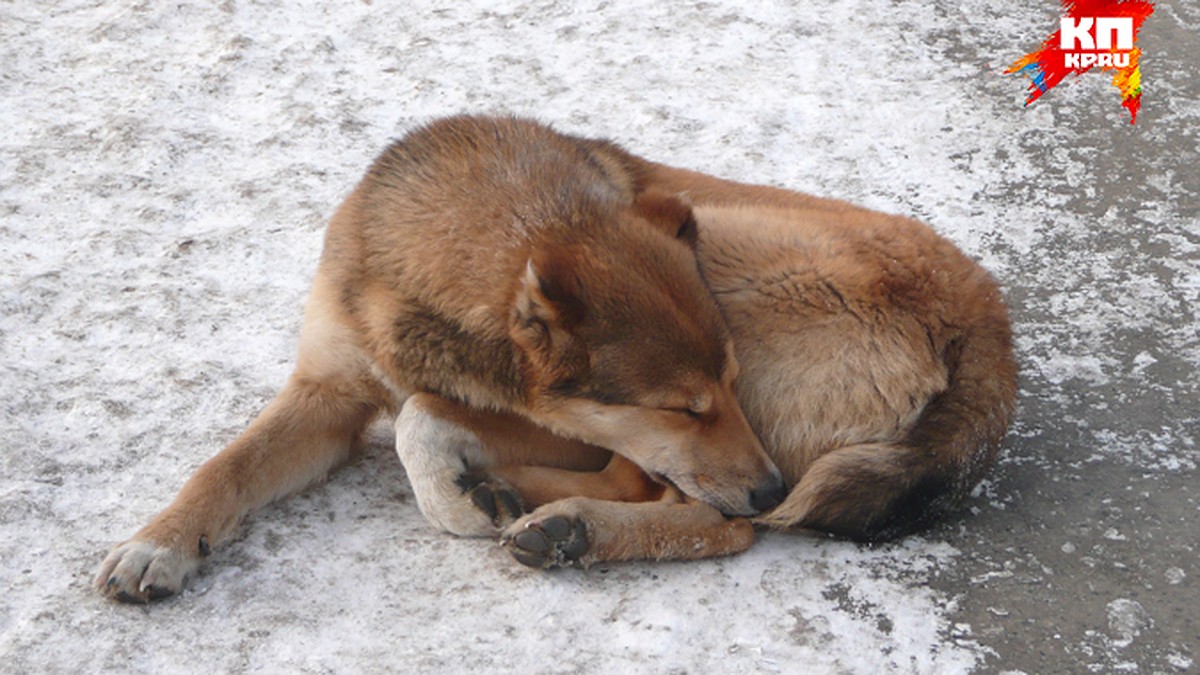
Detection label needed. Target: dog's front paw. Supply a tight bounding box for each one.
[406,467,520,537]
[456,471,524,528]
[94,538,202,604]
[395,398,523,537]
[501,509,590,570]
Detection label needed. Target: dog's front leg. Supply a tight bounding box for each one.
[94,375,379,603]
[95,268,386,603]
[499,495,755,569]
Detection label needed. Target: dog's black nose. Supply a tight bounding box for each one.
[749,474,788,513]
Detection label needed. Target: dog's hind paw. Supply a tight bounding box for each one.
[94,538,201,604]
[501,513,589,570]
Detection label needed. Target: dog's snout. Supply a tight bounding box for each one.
[749,473,787,513]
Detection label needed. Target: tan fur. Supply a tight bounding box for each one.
[695,204,955,481]
[96,116,1016,599]
[491,455,668,508]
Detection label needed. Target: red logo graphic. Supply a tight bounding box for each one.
[1007,1,1155,124]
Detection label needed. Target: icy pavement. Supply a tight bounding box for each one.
[2,1,1197,672]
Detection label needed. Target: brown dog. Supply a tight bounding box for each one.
[95,116,1015,599]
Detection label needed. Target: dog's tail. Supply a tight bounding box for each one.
[754,297,1017,542]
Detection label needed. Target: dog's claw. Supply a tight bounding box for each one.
[503,515,589,569]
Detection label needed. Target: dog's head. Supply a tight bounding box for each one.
[509,190,785,516]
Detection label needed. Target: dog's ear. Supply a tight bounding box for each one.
[510,250,587,378]
[635,189,698,248]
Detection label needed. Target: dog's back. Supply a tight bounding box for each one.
[694,203,1017,540]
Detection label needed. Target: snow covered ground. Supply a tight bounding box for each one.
[2,1,1196,672]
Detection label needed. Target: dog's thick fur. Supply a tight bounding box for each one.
[399,147,1017,568]
[95,116,1015,600]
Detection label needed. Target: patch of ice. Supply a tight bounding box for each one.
[1167,651,1195,670]
[1106,599,1152,649]
[1130,351,1157,375]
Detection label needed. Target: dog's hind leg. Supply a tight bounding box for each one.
[95,270,385,603]
[499,494,755,569]
[754,306,1016,542]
